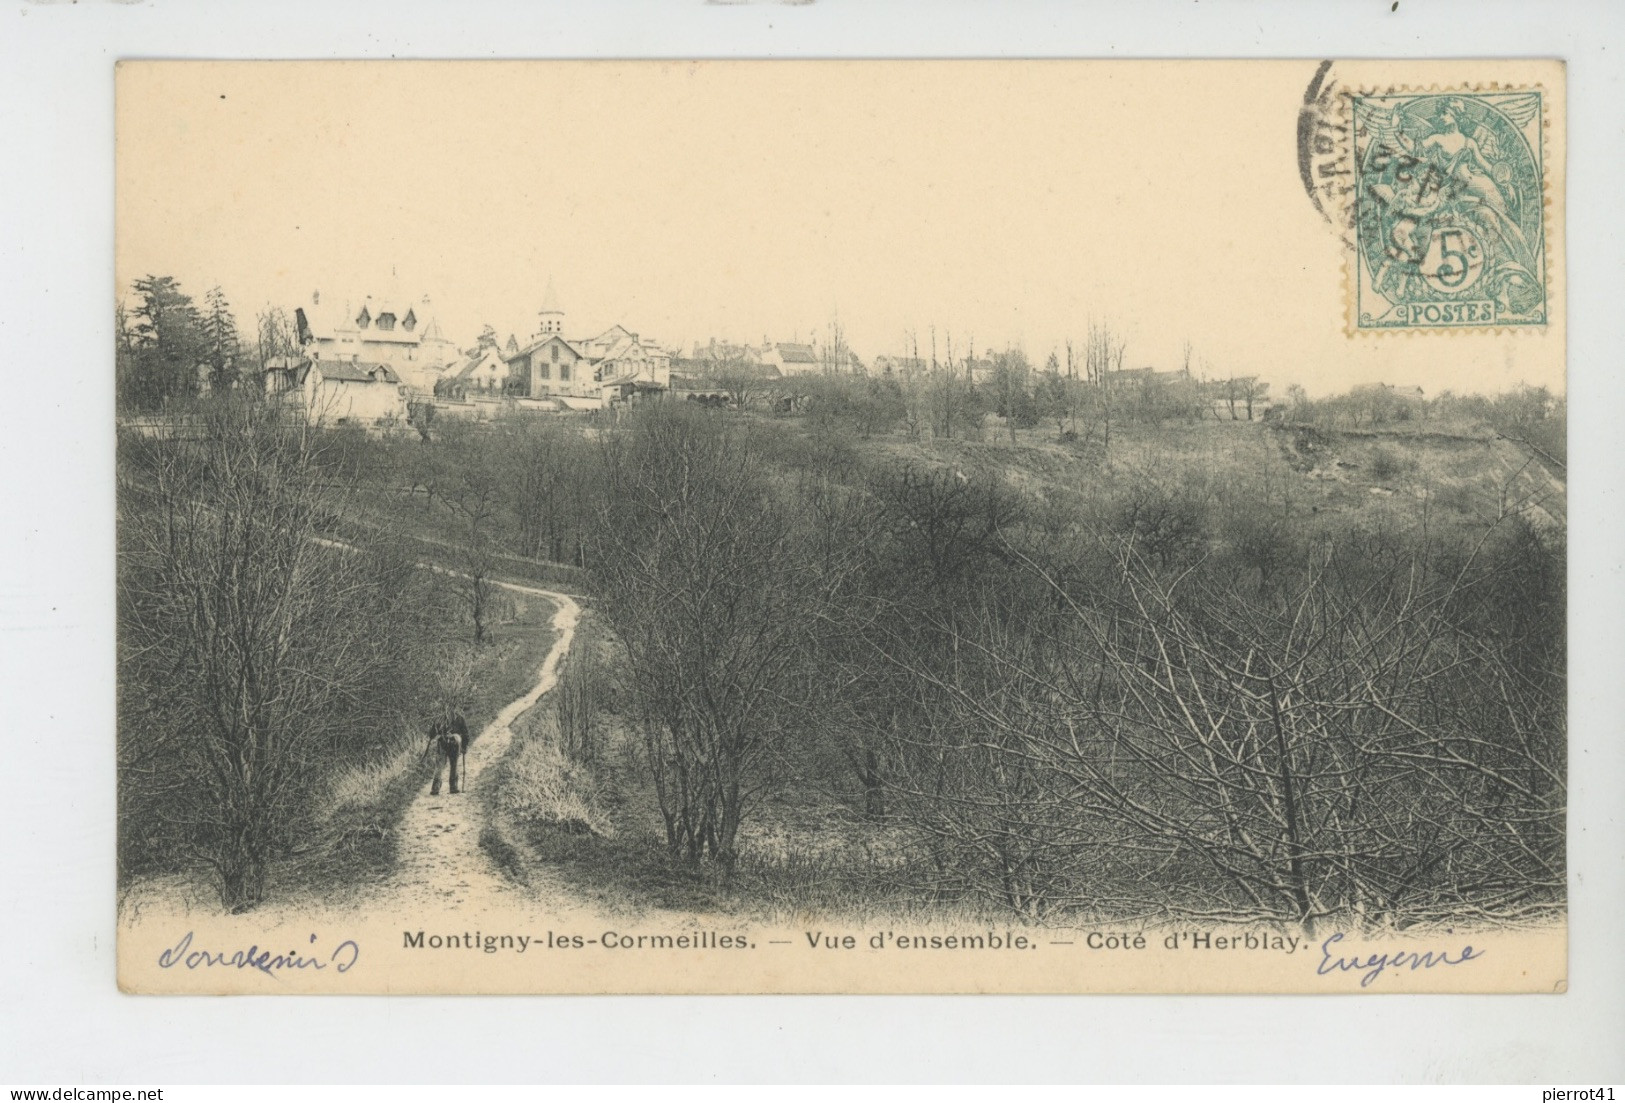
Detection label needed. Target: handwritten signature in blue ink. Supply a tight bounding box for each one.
[158,931,360,979]
[1316,932,1483,987]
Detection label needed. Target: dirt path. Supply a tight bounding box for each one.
[357,579,581,913]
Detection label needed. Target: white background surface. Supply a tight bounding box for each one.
[1,0,1620,1085]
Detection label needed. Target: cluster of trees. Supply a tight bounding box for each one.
[121,393,596,910]
[281,384,1563,929]
[857,520,1563,926]
[590,414,839,867]
[116,275,300,412]
[584,402,1564,930]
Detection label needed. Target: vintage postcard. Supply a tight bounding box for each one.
[115,59,1566,995]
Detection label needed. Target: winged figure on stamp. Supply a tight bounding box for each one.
[1360,94,1542,312]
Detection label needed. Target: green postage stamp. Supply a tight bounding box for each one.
[1351,90,1547,331]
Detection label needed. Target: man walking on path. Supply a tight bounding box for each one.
[426,707,470,795]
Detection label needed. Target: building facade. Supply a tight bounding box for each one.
[502,282,672,404]
[439,345,512,398]
[692,337,865,378]
[262,356,408,425]
[294,289,460,393]
[508,335,589,398]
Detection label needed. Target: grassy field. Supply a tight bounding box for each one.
[875,415,1563,532]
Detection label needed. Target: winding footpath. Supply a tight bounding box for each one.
[120,539,597,931]
[360,577,581,913]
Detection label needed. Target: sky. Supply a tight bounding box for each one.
[116,60,1564,397]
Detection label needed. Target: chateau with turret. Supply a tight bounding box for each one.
[293,287,460,392]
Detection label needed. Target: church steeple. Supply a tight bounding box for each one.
[538,278,565,337]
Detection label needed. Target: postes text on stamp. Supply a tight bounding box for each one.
[1351,90,1546,332]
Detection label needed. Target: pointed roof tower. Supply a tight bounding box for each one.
[538,278,565,336]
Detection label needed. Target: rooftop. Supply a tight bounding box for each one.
[539,277,563,315]
[315,360,402,384]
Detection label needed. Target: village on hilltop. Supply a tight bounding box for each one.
[263,278,674,425]
[259,276,899,428]
[244,276,1439,433]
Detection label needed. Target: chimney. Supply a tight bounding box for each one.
[312,289,320,305]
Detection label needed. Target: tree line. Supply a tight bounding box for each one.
[689,327,1271,457]
[1279,382,1566,466]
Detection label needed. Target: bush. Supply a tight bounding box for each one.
[1368,445,1414,483]
[1109,476,1212,569]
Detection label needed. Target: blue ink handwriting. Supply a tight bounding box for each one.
[1316,932,1482,987]
[157,930,360,978]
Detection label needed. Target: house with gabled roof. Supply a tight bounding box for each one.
[262,356,407,426]
[506,333,589,400]
[690,338,769,366]
[437,345,512,400]
[872,355,929,376]
[756,339,867,376]
[585,325,672,401]
[501,280,672,405]
[765,342,819,375]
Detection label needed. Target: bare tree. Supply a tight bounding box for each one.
[1036,357,1072,443]
[1241,377,1270,420]
[436,424,503,645]
[989,349,1032,443]
[1083,321,1126,461]
[503,419,568,560]
[821,315,849,375]
[255,305,301,372]
[589,405,822,869]
[930,327,955,440]
[118,399,419,911]
[896,330,930,441]
[870,462,1023,591]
